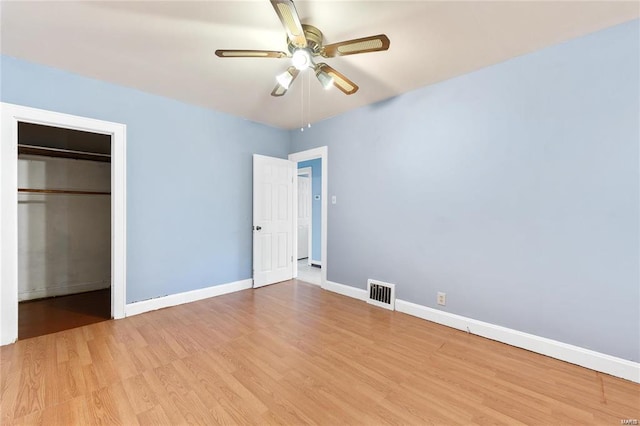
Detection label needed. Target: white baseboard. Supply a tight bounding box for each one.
[18,281,110,301]
[125,279,253,317]
[395,299,640,384]
[296,274,321,286]
[324,280,367,301]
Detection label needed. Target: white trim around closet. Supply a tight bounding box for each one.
[0,103,127,346]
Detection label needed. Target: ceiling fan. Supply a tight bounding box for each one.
[215,0,390,97]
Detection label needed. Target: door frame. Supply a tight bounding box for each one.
[297,167,312,265]
[0,103,127,345]
[289,146,327,288]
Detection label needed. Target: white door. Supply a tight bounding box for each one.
[253,154,294,288]
[297,175,311,260]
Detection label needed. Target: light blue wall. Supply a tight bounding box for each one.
[1,55,290,304]
[290,20,640,362]
[298,158,322,262]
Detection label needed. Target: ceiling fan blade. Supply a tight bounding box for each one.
[270,0,307,48]
[322,34,390,58]
[316,63,359,95]
[215,50,288,58]
[271,66,300,97]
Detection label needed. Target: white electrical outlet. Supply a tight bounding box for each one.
[437,292,446,306]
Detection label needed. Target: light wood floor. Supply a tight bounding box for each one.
[1,280,638,425]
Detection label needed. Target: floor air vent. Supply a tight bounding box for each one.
[367,279,396,311]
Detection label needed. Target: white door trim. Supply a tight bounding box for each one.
[0,102,127,346]
[297,167,312,265]
[288,146,327,289]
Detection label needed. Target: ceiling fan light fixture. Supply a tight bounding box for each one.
[315,66,334,90]
[291,49,311,70]
[276,69,295,89]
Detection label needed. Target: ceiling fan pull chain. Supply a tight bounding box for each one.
[301,69,305,132]
[307,71,311,129]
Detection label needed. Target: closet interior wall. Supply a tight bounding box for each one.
[17,123,112,301]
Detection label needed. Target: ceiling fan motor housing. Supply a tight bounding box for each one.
[288,24,324,56]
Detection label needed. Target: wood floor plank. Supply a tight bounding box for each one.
[121,374,160,415]
[87,384,138,425]
[173,357,265,424]
[144,363,226,425]
[43,359,86,407]
[12,339,47,419]
[1,280,638,425]
[0,369,20,425]
[46,395,92,426]
[136,405,173,425]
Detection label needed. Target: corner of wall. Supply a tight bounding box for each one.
[287,127,296,155]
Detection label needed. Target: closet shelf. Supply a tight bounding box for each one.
[18,188,111,195]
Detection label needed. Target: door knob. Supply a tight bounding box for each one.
[255,226,262,231]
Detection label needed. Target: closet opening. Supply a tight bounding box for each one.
[17,122,112,339]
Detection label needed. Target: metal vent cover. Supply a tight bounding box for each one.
[367,279,396,311]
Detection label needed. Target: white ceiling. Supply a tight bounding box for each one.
[1,1,638,129]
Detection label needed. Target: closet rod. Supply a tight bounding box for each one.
[18,188,111,195]
[18,144,111,163]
